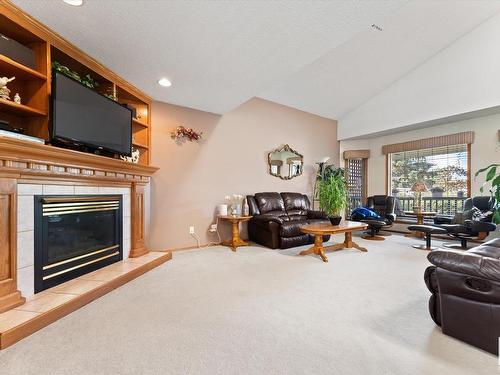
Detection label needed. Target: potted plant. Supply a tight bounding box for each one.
[475,163,500,224]
[431,186,444,197]
[317,166,348,225]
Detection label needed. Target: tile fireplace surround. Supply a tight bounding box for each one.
[17,183,132,298]
[0,137,160,317]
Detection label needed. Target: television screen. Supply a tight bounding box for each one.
[51,71,132,156]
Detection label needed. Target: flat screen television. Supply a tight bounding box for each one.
[51,71,132,156]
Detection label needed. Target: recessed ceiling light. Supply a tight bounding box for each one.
[158,78,172,87]
[63,0,83,6]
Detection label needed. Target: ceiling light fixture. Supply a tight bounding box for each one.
[158,78,172,87]
[62,0,84,6]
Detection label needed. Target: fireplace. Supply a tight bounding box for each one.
[34,195,123,292]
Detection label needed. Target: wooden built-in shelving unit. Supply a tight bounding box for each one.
[0,2,162,329]
[0,2,152,165]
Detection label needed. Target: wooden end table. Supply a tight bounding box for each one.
[404,211,437,238]
[219,215,252,251]
[299,221,368,262]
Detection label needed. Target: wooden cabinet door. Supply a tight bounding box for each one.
[0,179,24,313]
[130,183,148,258]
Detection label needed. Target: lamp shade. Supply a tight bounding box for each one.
[410,181,428,193]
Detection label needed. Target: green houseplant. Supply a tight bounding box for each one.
[316,165,348,224]
[475,163,500,224]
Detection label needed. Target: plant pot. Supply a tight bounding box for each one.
[329,215,342,226]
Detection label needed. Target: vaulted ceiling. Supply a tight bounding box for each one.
[12,0,500,119]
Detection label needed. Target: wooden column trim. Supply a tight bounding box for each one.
[0,178,25,313]
[467,143,472,197]
[130,182,148,258]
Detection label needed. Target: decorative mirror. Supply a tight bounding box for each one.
[268,144,303,180]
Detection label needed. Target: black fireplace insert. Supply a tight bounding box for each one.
[34,195,123,292]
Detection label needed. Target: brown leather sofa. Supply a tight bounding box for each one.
[425,237,500,355]
[247,192,330,249]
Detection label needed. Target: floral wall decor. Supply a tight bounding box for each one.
[171,126,202,143]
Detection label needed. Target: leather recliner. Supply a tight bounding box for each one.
[434,196,496,225]
[247,192,330,249]
[425,238,500,355]
[434,197,496,249]
[357,195,397,238]
[365,195,397,224]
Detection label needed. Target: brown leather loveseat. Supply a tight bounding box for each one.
[425,237,500,355]
[246,192,330,249]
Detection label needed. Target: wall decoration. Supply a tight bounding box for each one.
[171,126,202,143]
[0,76,15,100]
[268,144,303,180]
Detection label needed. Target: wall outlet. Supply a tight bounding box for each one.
[209,224,218,232]
[189,225,195,234]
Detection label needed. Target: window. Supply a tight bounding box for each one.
[388,144,470,215]
[346,158,367,215]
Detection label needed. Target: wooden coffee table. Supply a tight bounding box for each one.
[299,221,368,262]
[219,215,252,251]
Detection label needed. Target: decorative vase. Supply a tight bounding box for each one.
[243,199,249,216]
[329,215,342,226]
[230,204,240,217]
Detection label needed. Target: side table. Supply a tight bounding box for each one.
[219,215,252,251]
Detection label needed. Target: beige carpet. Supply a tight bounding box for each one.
[0,234,497,374]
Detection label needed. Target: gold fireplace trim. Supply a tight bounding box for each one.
[42,196,122,204]
[43,244,120,271]
[43,201,120,208]
[42,251,120,280]
[42,201,120,216]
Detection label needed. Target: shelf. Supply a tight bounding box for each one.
[0,54,46,81]
[0,98,46,117]
[132,142,149,149]
[132,118,149,128]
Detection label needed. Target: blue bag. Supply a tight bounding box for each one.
[351,207,382,221]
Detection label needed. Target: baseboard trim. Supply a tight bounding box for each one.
[163,243,221,253]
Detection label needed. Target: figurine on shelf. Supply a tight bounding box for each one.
[13,93,21,104]
[0,76,15,100]
[120,147,140,164]
[131,147,140,163]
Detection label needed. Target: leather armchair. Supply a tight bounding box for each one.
[365,195,396,224]
[425,238,500,355]
[247,192,330,249]
[434,196,496,225]
[435,197,497,249]
[360,195,397,238]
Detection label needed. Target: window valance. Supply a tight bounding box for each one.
[382,131,474,155]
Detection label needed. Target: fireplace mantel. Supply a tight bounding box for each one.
[0,137,159,313]
[0,137,158,183]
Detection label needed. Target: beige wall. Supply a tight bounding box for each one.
[149,97,339,250]
[339,112,500,198]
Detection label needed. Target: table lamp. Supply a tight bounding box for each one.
[410,181,428,213]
